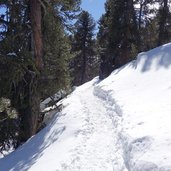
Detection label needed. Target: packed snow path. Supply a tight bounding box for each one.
[57,80,126,170]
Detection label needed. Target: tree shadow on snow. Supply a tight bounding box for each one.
[110,43,171,76]
[0,113,66,171]
[134,43,171,72]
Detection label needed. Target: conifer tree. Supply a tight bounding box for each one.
[98,0,138,79]
[71,10,97,86]
[0,0,81,150]
[41,11,71,98]
[134,0,160,50]
[158,0,171,45]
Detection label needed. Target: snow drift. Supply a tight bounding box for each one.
[1,43,171,170]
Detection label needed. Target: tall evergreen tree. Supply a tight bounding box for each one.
[98,0,139,79]
[71,10,97,86]
[134,0,161,50]
[97,14,112,79]
[0,0,81,150]
[41,11,71,99]
[158,0,171,45]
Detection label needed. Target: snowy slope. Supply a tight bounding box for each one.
[95,43,171,170]
[0,79,126,171]
[1,43,171,170]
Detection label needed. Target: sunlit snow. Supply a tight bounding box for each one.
[1,43,171,170]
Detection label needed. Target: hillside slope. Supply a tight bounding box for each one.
[1,43,171,170]
[95,43,171,170]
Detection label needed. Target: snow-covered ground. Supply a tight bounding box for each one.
[95,43,171,170]
[1,43,171,170]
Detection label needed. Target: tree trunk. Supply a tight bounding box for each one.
[81,51,87,84]
[121,0,131,65]
[138,2,143,30]
[11,71,41,144]
[30,0,44,71]
[99,52,114,80]
[158,0,168,46]
[14,0,44,144]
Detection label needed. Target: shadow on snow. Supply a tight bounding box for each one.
[0,113,66,171]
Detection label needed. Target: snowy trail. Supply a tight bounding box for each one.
[0,79,127,171]
[61,82,126,171]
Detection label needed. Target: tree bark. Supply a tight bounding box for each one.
[11,71,41,144]
[13,0,44,144]
[158,0,168,46]
[81,50,87,84]
[30,0,44,71]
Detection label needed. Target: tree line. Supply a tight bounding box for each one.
[98,0,171,79]
[0,0,171,154]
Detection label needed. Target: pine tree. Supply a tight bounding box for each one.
[98,0,139,79]
[134,0,160,51]
[41,11,71,99]
[71,10,97,86]
[158,0,171,45]
[97,14,113,79]
[0,0,81,150]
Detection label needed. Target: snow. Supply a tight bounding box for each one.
[1,43,171,170]
[7,52,17,57]
[95,43,171,170]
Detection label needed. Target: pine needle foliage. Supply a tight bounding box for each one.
[41,11,71,99]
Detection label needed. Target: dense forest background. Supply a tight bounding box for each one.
[0,0,171,154]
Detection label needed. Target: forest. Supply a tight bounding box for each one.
[0,0,171,154]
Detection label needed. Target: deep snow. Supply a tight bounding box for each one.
[1,43,171,170]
